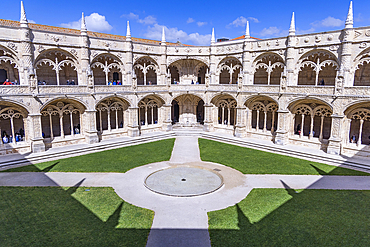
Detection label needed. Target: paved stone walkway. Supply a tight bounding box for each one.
[0,136,370,247]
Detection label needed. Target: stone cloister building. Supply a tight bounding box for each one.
[0,2,369,158]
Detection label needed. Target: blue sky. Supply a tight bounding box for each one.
[2,1,370,45]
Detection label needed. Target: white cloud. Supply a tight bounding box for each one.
[28,19,36,24]
[197,21,207,27]
[61,13,113,32]
[259,26,282,37]
[248,17,260,23]
[138,15,157,25]
[121,12,139,20]
[187,18,195,23]
[311,16,344,27]
[145,24,211,45]
[228,16,259,28]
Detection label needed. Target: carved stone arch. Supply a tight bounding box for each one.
[0,45,21,83]
[0,100,29,117]
[91,52,124,65]
[217,56,242,84]
[40,97,87,112]
[287,97,333,112]
[35,48,79,85]
[210,93,237,105]
[298,49,339,65]
[353,48,370,86]
[344,101,370,115]
[134,56,159,67]
[34,48,79,66]
[243,95,279,109]
[172,93,204,105]
[348,108,370,120]
[168,59,208,84]
[137,94,165,107]
[313,105,332,117]
[251,101,266,112]
[0,44,18,59]
[95,95,131,109]
[253,52,285,68]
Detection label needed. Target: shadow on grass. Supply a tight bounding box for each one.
[209,185,370,247]
[0,186,151,247]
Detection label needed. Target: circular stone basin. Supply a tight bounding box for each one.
[144,166,224,197]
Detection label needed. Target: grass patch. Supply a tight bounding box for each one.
[0,187,154,247]
[199,139,369,175]
[208,188,370,246]
[4,138,175,173]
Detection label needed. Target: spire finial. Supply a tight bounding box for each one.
[211,28,215,44]
[245,21,250,39]
[126,21,131,41]
[81,12,87,31]
[161,27,166,45]
[289,12,296,35]
[345,1,353,29]
[20,1,28,24]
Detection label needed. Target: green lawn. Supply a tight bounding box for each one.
[0,187,154,247]
[199,138,369,175]
[208,188,370,247]
[4,138,175,173]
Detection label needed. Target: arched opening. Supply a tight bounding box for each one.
[35,50,78,85]
[138,96,164,127]
[169,59,208,84]
[346,107,370,145]
[41,100,85,140]
[211,95,237,127]
[247,99,278,133]
[354,62,370,86]
[171,94,204,126]
[218,57,242,84]
[0,103,28,144]
[298,52,338,86]
[253,53,284,85]
[96,97,129,134]
[134,57,158,85]
[0,48,20,84]
[290,101,332,141]
[91,54,123,85]
[169,65,180,84]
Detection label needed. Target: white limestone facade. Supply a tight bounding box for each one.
[0,2,369,158]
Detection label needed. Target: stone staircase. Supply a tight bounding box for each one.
[1,130,369,172]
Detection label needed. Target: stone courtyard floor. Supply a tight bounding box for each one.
[1,136,370,247]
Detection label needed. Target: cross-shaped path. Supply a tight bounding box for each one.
[1,136,370,247]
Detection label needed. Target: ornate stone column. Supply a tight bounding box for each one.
[327,114,344,155]
[162,104,173,131]
[82,110,99,144]
[203,103,213,132]
[127,107,139,137]
[275,110,290,145]
[234,106,246,137]
[27,113,45,153]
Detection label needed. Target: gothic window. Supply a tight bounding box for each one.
[298,51,338,86]
[91,54,123,85]
[96,98,129,133]
[253,54,284,85]
[134,57,158,85]
[217,57,242,84]
[35,50,78,85]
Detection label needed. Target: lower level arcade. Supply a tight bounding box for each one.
[0,93,369,158]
